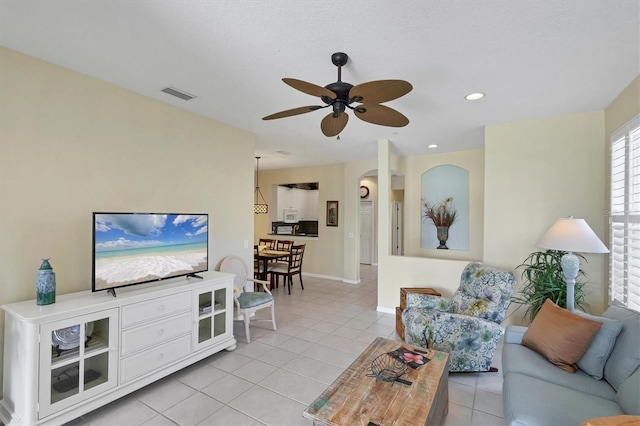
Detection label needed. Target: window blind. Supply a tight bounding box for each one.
[609,114,640,312]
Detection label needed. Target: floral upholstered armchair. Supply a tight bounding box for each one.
[402,262,515,372]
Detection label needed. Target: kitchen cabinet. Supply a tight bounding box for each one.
[276,187,319,220]
[305,190,319,220]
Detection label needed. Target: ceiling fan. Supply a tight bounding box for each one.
[262,52,413,137]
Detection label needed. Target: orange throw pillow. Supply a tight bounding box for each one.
[522,299,602,373]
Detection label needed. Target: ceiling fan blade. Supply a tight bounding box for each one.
[349,80,413,104]
[354,104,409,127]
[321,112,349,137]
[283,78,336,99]
[262,105,323,120]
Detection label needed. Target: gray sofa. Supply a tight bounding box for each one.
[502,304,640,425]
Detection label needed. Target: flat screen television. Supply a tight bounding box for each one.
[92,212,208,295]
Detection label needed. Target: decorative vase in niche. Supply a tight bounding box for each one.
[37,258,56,305]
[436,226,449,250]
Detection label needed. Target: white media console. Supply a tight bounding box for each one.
[0,271,237,426]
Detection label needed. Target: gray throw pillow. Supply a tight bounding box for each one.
[575,311,623,380]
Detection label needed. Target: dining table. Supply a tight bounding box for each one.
[254,247,290,283]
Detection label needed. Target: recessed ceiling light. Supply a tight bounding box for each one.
[465,92,485,101]
[428,144,438,149]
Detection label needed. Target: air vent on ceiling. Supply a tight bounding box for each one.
[161,87,195,101]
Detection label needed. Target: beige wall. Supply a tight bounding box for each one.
[374,112,609,323]
[605,75,640,136]
[257,116,613,320]
[372,148,485,312]
[254,164,346,280]
[484,111,607,324]
[397,149,485,260]
[377,80,638,322]
[377,140,472,312]
[0,48,255,386]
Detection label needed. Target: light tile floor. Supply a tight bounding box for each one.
[69,265,505,426]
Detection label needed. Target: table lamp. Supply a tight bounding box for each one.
[537,216,609,311]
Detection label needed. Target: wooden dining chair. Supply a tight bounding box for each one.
[276,240,293,251]
[253,245,263,280]
[258,238,276,249]
[269,244,305,295]
[254,245,276,288]
[273,240,294,283]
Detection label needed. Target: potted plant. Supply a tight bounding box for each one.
[511,249,589,322]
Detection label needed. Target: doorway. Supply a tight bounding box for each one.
[360,199,374,264]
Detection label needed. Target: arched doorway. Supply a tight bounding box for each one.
[358,169,405,266]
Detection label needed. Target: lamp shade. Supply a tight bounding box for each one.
[254,203,268,214]
[537,217,609,253]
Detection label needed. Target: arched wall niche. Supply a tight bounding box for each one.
[420,165,470,251]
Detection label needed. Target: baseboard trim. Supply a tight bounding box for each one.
[301,272,361,285]
[376,306,395,314]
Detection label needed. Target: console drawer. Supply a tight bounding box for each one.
[120,334,191,383]
[121,312,191,356]
[121,292,191,328]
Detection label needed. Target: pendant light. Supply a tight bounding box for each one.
[254,156,268,214]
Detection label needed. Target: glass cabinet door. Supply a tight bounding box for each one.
[213,288,227,338]
[39,309,118,419]
[197,291,213,344]
[193,286,228,350]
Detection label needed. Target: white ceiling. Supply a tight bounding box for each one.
[1,1,638,170]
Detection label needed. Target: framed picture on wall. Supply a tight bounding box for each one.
[326,201,339,227]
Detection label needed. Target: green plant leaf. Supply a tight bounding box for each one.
[511,249,589,322]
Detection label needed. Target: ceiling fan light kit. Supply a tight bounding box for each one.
[263,52,412,137]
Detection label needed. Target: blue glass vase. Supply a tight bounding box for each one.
[37,258,56,305]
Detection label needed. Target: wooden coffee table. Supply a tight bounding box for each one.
[303,337,449,426]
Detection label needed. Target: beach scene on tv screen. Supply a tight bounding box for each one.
[94,213,208,290]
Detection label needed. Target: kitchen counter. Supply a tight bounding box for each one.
[267,233,318,239]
